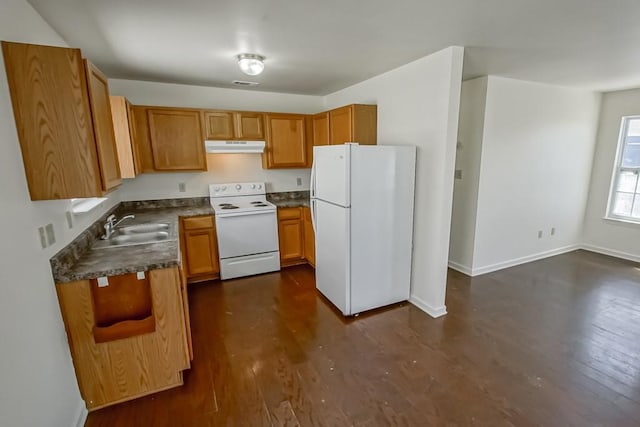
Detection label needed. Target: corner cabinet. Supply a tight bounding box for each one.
[55,267,191,411]
[2,41,121,199]
[263,113,310,169]
[328,104,377,146]
[147,108,207,171]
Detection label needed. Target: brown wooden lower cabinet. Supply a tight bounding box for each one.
[180,215,220,282]
[55,267,190,411]
[277,207,306,267]
[302,207,315,267]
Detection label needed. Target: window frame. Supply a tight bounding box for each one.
[606,115,640,224]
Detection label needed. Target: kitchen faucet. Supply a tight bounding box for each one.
[102,214,135,239]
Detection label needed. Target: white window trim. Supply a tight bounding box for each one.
[605,115,640,225]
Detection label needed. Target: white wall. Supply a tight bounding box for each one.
[323,47,464,318]
[582,88,640,261]
[461,76,600,274]
[0,1,121,425]
[449,77,488,274]
[109,79,324,199]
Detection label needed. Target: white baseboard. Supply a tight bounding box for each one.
[74,402,87,427]
[470,244,580,276]
[581,244,640,263]
[409,295,447,318]
[447,260,472,276]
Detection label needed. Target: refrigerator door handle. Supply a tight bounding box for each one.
[310,199,317,236]
[310,154,317,198]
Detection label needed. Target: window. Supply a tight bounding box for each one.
[608,116,640,222]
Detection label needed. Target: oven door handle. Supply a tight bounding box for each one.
[215,210,276,218]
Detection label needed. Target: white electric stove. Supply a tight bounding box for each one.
[209,182,280,279]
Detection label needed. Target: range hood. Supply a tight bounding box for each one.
[205,140,265,154]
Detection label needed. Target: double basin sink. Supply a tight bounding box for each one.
[93,223,177,249]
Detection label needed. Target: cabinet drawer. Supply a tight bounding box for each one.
[182,215,214,230]
[278,207,302,220]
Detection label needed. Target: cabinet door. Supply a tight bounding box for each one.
[265,114,307,168]
[203,111,235,140]
[148,109,206,170]
[303,207,315,267]
[312,112,330,147]
[109,96,137,178]
[236,112,264,139]
[184,228,220,277]
[129,106,155,173]
[84,60,122,191]
[1,42,103,200]
[278,208,304,262]
[329,105,353,145]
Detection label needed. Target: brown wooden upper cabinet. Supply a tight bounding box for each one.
[203,110,265,140]
[263,113,309,169]
[109,96,138,178]
[147,108,207,171]
[328,104,377,146]
[2,41,122,199]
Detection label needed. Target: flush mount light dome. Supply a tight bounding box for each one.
[237,53,265,76]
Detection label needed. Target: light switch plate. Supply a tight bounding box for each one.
[45,223,56,246]
[65,211,74,229]
[38,227,47,249]
[97,277,109,287]
[137,271,146,280]
[178,182,186,192]
[296,177,302,186]
[454,170,463,180]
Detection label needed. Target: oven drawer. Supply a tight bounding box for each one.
[215,211,279,259]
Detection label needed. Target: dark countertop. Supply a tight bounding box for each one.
[267,190,310,208]
[52,200,213,283]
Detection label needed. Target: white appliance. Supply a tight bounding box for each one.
[205,140,265,154]
[209,182,280,279]
[310,143,416,316]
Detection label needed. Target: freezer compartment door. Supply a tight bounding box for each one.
[315,200,350,315]
[313,144,350,207]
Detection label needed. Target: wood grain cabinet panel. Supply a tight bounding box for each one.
[303,207,315,267]
[236,112,264,139]
[147,108,206,171]
[55,267,190,411]
[180,215,220,282]
[1,41,105,199]
[203,111,235,140]
[328,104,377,146]
[129,106,155,173]
[109,96,137,178]
[310,112,330,165]
[84,60,121,191]
[278,208,305,265]
[264,114,308,168]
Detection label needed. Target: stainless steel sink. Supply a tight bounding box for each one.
[92,223,176,249]
[118,223,170,234]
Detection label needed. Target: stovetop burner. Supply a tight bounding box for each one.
[220,205,239,210]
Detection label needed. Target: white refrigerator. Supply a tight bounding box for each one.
[310,143,416,316]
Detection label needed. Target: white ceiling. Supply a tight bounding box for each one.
[26,0,640,95]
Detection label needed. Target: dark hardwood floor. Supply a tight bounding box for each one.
[86,250,640,426]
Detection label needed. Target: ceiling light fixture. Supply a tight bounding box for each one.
[237,53,265,76]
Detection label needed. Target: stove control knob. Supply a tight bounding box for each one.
[214,186,220,192]
[221,186,227,191]
[257,184,262,189]
[251,184,256,189]
[235,184,242,190]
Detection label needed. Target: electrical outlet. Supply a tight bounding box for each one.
[45,223,56,246]
[550,227,556,236]
[538,230,543,239]
[65,211,74,229]
[178,182,186,192]
[296,177,302,186]
[455,169,463,180]
[38,227,47,249]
